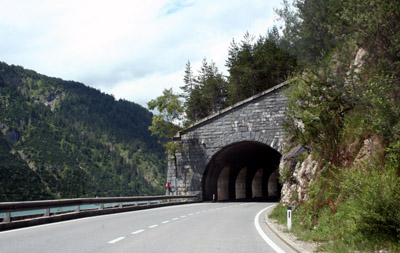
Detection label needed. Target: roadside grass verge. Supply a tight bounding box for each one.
[269,155,400,252]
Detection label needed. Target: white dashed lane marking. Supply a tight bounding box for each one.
[131,229,145,235]
[108,237,125,244]
[108,205,240,245]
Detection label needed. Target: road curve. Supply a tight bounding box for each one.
[0,202,295,253]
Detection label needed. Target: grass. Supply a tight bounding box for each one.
[269,168,400,253]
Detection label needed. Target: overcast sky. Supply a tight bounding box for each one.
[1,0,282,107]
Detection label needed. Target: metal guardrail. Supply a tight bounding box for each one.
[0,195,200,230]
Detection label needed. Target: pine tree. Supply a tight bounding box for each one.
[182,59,227,122]
[180,61,194,101]
[226,32,297,105]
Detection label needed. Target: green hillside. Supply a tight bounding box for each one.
[0,62,166,201]
[267,0,400,251]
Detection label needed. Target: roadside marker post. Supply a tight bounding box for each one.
[287,206,292,231]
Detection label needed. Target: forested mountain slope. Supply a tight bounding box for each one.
[0,62,166,201]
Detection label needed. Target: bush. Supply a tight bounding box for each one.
[301,155,400,251]
[337,160,400,248]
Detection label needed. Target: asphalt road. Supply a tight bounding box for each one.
[0,202,295,253]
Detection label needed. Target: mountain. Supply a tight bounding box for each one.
[0,62,166,201]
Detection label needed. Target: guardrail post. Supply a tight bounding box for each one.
[44,208,50,217]
[76,205,80,213]
[147,201,150,206]
[135,202,138,206]
[99,204,104,210]
[4,212,11,223]
[119,203,123,208]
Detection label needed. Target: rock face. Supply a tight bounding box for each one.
[279,47,373,208]
[279,145,318,207]
[279,134,384,208]
[43,91,65,112]
[352,135,385,169]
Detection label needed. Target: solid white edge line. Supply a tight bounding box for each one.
[254,204,285,253]
[131,229,145,235]
[108,237,125,244]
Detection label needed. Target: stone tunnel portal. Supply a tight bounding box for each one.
[202,141,281,201]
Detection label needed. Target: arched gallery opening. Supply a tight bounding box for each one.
[202,141,281,201]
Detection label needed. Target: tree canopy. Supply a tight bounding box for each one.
[147,88,184,155]
[178,31,297,124]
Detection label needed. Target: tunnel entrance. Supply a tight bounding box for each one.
[202,141,281,201]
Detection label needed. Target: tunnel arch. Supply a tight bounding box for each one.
[202,141,281,201]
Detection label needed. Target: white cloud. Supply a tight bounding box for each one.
[110,70,183,106]
[0,0,282,107]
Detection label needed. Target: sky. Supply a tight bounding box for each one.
[0,0,283,107]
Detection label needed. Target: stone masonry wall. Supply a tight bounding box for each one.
[167,83,289,196]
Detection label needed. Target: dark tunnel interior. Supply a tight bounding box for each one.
[202,141,282,201]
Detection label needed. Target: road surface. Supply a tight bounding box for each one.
[0,202,295,252]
